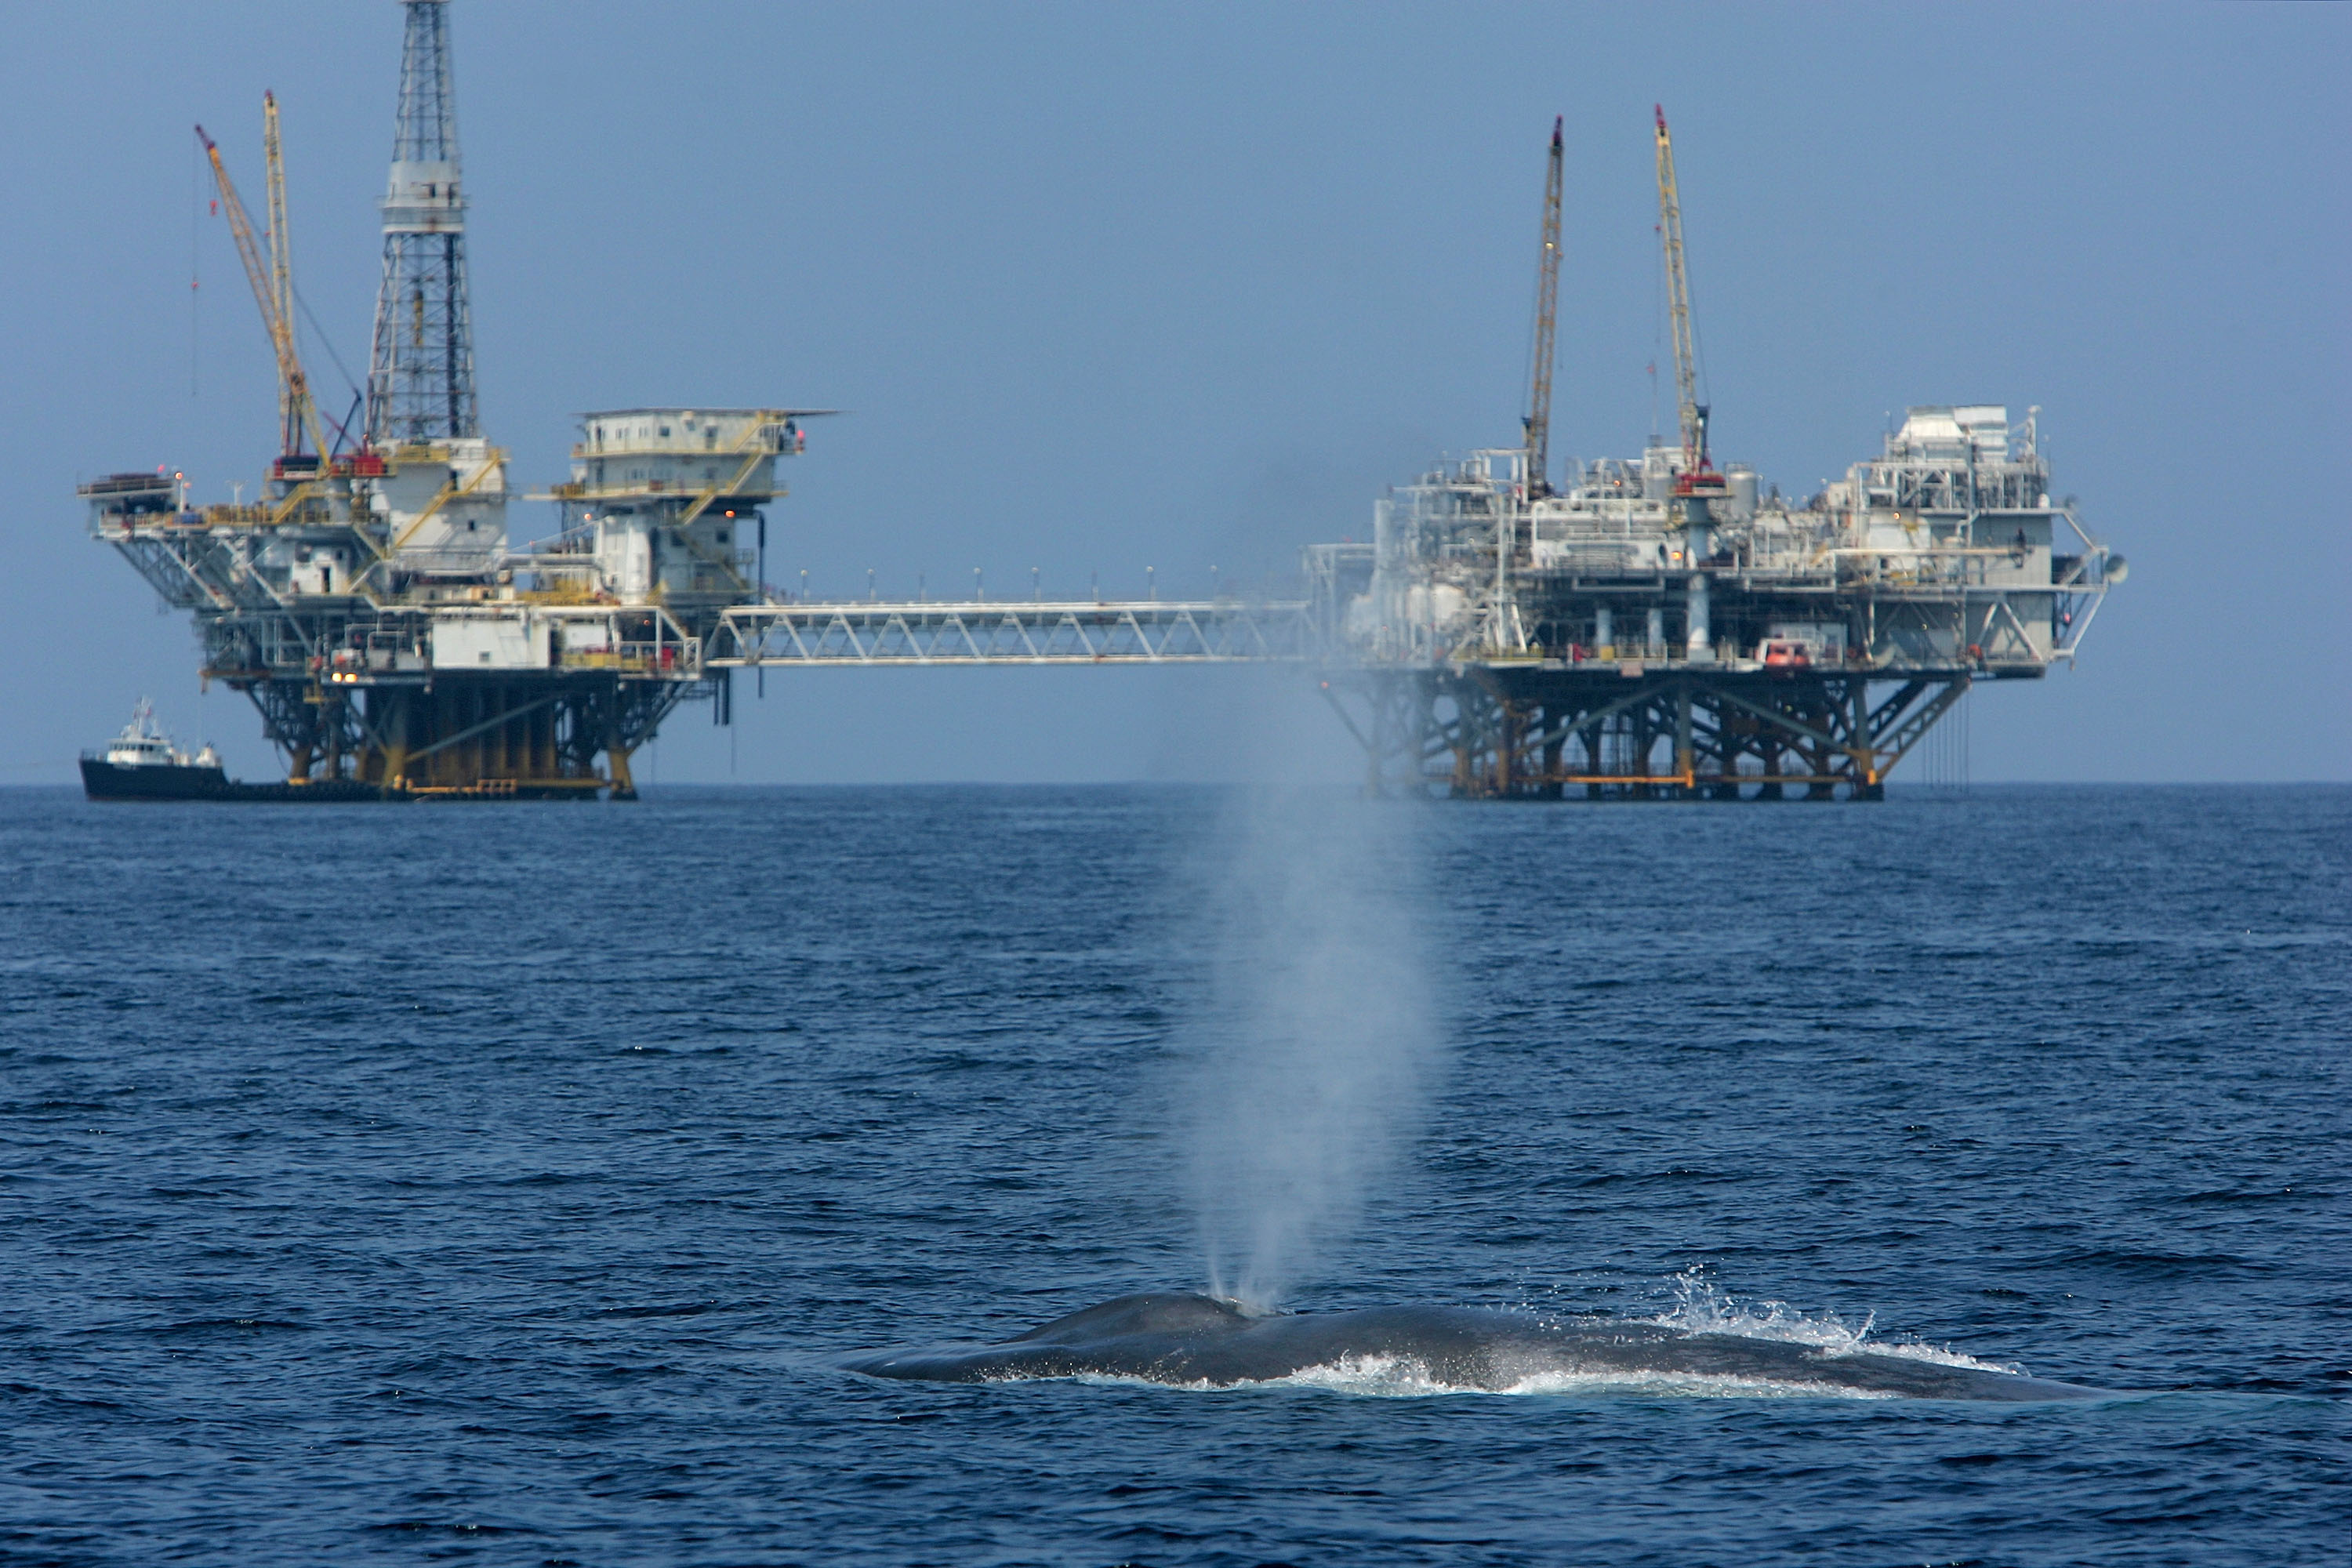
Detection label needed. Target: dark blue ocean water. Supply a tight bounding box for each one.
[2,783,2346,1565]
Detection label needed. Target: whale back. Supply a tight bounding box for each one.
[1010,1291,1252,1344]
[847,1294,2107,1400]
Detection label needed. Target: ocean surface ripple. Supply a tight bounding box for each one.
[1,783,2345,1565]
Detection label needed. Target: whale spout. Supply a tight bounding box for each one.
[846,1292,2107,1401]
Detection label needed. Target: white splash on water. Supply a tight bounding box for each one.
[1247,1352,1894,1399]
[1647,1269,2022,1374]
[1066,1356,1899,1401]
[1182,789,1439,1311]
[1276,1356,1900,1400]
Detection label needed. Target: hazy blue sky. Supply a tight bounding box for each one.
[5,2,2344,784]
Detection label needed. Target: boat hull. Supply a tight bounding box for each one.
[78,758,604,803]
[80,758,230,800]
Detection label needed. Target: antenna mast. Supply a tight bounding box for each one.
[366,0,477,447]
[1523,116,1564,499]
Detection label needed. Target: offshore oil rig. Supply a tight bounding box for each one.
[1306,114,2122,799]
[83,4,2117,801]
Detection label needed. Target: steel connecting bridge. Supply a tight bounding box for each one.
[83,2,2121,802]
[708,601,1319,667]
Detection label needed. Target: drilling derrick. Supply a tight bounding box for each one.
[368,0,477,447]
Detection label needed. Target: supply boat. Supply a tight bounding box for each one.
[80,701,227,800]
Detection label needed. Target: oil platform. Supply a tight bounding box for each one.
[82,3,829,798]
[1305,111,2124,799]
[82,8,2116,802]
[85,1,1304,800]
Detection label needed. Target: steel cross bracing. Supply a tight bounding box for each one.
[708,601,1321,666]
[1320,666,1972,801]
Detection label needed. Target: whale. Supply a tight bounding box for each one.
[846,1292,2106,1401]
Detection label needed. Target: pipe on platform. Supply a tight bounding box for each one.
[1682,494,1712,661]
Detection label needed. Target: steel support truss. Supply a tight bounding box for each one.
[228,671,692,799]
[1320,664,1972,801]
[707,600,1319,666]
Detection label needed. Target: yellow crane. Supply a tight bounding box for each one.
[1523,116,1564,499]
[263,91,299,457]
[1653,103,1711,477]
[197,116,327,462]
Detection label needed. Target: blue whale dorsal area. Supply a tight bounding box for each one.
[845,1292,2104,1401]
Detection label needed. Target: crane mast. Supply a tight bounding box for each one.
[1523,116,1564,499]
[263,92,299,456]
[262,93,299,453]
[197,122,326,461]
[1653,104,1707,474]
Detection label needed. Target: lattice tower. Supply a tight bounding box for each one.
[366,0,477,446]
